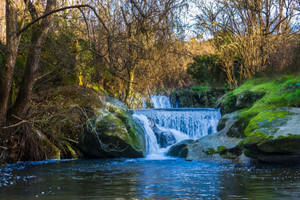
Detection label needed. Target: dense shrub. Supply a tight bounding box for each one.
[187,54,226,86]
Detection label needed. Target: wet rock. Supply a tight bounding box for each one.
[155,130,177,148]
[150,122,176,148]
[185,131,242,161]
[185,111,243,161]
[167,139,194,157]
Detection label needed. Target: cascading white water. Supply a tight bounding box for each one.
[133,114,160,155]
[132,107,221,158]
[151,95,172,108]
[133,108,221,139]
[133,113,189,159]
[142,97,147,109]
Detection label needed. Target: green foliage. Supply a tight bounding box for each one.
[187,54,225,85]
[222,92,237,113]
[191,86,211,92]
[171,86,227,108]
[288,92,300,107]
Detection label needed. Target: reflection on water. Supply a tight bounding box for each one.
[1,158,300,199]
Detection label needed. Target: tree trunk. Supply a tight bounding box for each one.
[12,0,56,118]
[124,67,135,104]
[0,0,20,130]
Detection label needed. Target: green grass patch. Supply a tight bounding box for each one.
[191,86,211,92]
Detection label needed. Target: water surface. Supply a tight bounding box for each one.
[1,158,300,199]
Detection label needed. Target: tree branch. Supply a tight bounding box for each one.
[17,4,109,35]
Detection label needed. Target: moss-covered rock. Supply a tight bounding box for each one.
[183,74,300,164]
[185,130,242,161]
[236,91,265,109]
[27,85,146,160]
[242,107,300,163]
[79,98,146,158]
[216,110,251,138]
[185,112,243,161]
[218,146,243,159]
[221,90,265,114]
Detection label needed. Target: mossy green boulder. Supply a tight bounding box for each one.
[79,97,146,158]
[242,107,300,163]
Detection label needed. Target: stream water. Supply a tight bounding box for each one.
[1,95,300,199]
[1,159,300,199]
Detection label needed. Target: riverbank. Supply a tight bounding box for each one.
[1,73,299,165]
[0,85,146,164]
[176,73,300,164]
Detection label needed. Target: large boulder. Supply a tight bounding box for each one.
[242,107,300,164]
[167,139,194,157]
[79,96,146,158]
[185,131,243,161]
[184,111,244,161]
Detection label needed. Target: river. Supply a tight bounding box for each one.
[1,158,300,199]
[1,96,300,199]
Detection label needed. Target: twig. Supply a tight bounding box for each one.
[3,120,27,129]
[2,114,28,129]
[0,146,7,150]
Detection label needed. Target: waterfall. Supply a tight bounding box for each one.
[133,113,189,159]
[133,108,221,139]
[142,97,147,109]
[151,95,172,109]
[133,114,160,155]
[132,108,221,158]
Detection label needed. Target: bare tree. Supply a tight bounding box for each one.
[194,0,299,87]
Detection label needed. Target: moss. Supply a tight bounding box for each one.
[217,146,243,159]
[231,74,300,115]
[66,144,78,159]
[243,148,256,158]
[191,86,211,92]
[244,110,291,136]
[222,92,237,113]
[257,134,300,153]
[203,148,217,155]
[220,153,236,159]
[217,146,227,152]
[125,116,145,151]
[287,92,300,107]
[244,132,269,145]
[95,113,127,139]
